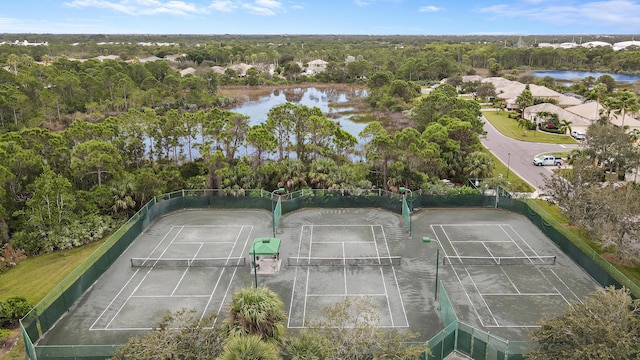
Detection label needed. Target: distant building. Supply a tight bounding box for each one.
[305,59,328,74]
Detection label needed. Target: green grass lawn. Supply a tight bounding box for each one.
[0,239,107,359]
[489,152,535,193]
[0,239,107,304]
[482,110,579,145]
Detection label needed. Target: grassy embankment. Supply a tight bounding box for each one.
[482,109,578,145]
[0,239,107,359]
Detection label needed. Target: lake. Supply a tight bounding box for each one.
[227,86,369,140]
[531,70,640,83]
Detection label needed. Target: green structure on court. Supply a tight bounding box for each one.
[249,237,281,257]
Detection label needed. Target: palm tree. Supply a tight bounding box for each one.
[464,151,494,179]
[283,331,330,360]
[217,335,280,360]
[517,118,531,136]
[221,287,287,346]
[613,91,640,127]
[558,119,572,136]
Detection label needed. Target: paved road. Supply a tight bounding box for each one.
[480,112,579,194]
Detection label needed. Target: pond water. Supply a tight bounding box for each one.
[531,70,640,83]
[227,86,369,140]
[170,86,370,161]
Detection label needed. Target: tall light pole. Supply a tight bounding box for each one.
[506,152,511,180]
[271,188,285,237]
[252,241,259,288]
[399,187,413,237]
[251,238,273,288]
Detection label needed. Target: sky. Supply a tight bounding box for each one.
[0,0,639,35]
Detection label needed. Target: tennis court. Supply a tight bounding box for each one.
[424,209,600,340]
[37,207,600,348]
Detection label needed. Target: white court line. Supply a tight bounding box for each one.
[482,293,562,297]
[380,225,409,327]
[132,295,211,298]
[171,243,204,296]
[549,268,582,304]
[498,266,521,294]
[302,225,314,327]
[207,225,251,323]
[90,225,182,330]
[481,241,497,263]
[451,240,512,243]
[433,225,498,327]
[105,226,185,329]
[176,241,236,245]
[437,223,510,227]
[287,225,308,329]
[342,242,347,294]
[501,224,542,258]
[464,268,499,327]
[370,225,382,262]
[90,269,141,330]
[212,226,254,325]
[380,267,394,327]
[372,225,393,326]
[306,224,377,227]
[313,241,374,244]
[175,225,247,227]
[500,225,572,302]
[306,293,387,297]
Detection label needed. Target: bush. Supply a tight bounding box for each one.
[0,297,31,327]
[0,244,26,271]
[0,328,12,343]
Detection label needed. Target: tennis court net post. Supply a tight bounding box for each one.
[287,256,401,267]
[130,257,247,268]
[442,255,556,266]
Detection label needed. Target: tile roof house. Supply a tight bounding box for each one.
[305,59,328,74]
[523,103,593,131]
[179,67,196,77]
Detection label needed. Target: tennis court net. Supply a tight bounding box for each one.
[443,255,556,266]
[131,257,247,268]
[287,256,401,267]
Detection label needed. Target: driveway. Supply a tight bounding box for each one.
[480,114,580,194]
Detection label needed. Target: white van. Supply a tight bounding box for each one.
[571,130,585,140]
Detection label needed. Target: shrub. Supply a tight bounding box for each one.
[0,297,31,327]
[0,328,12,343]
[0,244,26,271]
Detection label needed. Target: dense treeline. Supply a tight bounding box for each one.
[2,34,640,132]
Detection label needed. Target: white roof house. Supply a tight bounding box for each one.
[305,59,328,75]
[229,63,252,77]
[179,67,196,77]
[582,41,612,48]
[523,103,593,132]
[210,66,226,75]
[613,41,640,51]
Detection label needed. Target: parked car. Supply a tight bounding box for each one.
[571,130,585,140]
[533,155,563,166]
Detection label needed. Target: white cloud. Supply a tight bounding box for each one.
[210,0,237,12]
[64,0,205,16]
[419,5,443,12]
[255,0,282,8]
[479,0,640,28]
[242,3,276,15]
[354,0,401,6]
